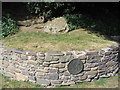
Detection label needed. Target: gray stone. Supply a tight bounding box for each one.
[0,55,3,60]
[99,75,109,78]
[85,49,98,55]
[87,63,99,68]
[86,59,100,63]
[28,76,36,83]
[50,63,65,68]
[44,55,53,62]
[64,71,70,76]
[44,17,69,34]
[36,78,50,86]
[59,55,74,63]
[88,74,97,79]
[15,73,28,81]
[49,68,58,73]
[71,77,79,81]
[21,56,27,60]
[38,56,45,60]
[45,73,58,80]
[3,72,15,78]
[2,60,9,68]
[86,71,98,75]
[62,81,75,86]
[66,52,73,55]
[51,80,63,84]
[47,51,64,56]
[22,70,29,76]
[79,75,87,80]
[35,72,45,79]
[87,55,101,60]
[78,55,87,60]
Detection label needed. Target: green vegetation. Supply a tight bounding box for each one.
[3,29,117,52]
[1,14,20,38]
[1,74,43,88]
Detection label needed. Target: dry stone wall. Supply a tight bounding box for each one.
[0,44,119,87]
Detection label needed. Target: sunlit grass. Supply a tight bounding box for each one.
[3,29,117,52]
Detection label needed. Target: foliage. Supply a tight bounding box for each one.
[64,13,119,36]
[26,2,75,21]
[1,14,20,38]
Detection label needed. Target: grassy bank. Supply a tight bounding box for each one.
[3,29,117,52]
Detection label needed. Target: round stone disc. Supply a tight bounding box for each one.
[67,58,84,75]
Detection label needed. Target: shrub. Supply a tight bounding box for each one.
[26,2,75,21]
[1,14,20,38]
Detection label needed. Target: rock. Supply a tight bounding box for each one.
[50,63,65,68]
[88,74,97,79]
[91,67,98,71]
[50,61,59,64]
[81,60,86,63]
[85,49,99,55]
[106,61,116,67]
[59,68,67,73]
[59,55,74,63]
[27,60,37,65]
[86,71,98,75]
[76,73,84,77]
[36,78,50,86]
[64,71,70,76]
[45,73,58,80]
[7,66,15,72]
[3,72,15,78]
[45,55,58,62]
[79,75,87,80]
[35,69,48,73]
[47,51,64,56]
[86,59,100,63]
[43,62,50,66]
[44,17,69,34]
[51,80,63,84]
[29,76,36,83]
[22,70,29,76]
[15,73,28,81]
[2,60,9,68]
[99,75,109,78]
[35,72,45,77]
[78,55,87,60]
[62,81,75,86]
[49,68,58,73]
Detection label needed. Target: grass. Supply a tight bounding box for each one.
[1,72,119,88]
[3,29,117,52]
[1,74,43,88]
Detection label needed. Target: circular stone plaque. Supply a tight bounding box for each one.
[67,58,84,75]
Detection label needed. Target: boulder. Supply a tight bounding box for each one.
[44,17,69,34]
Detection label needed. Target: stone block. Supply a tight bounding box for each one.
[85,49,99,55]
[47,51,64,56]
[45,73,58,80]
[35,69,48,73]
[50,63,65,68]
[51,80,63,84]
[36,78,50,86]
[86,71,98,75]
[15,73,28,81]
[2,60,9,68]
[49,68,58,73]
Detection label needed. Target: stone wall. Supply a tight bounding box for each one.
[0,44,119,87]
